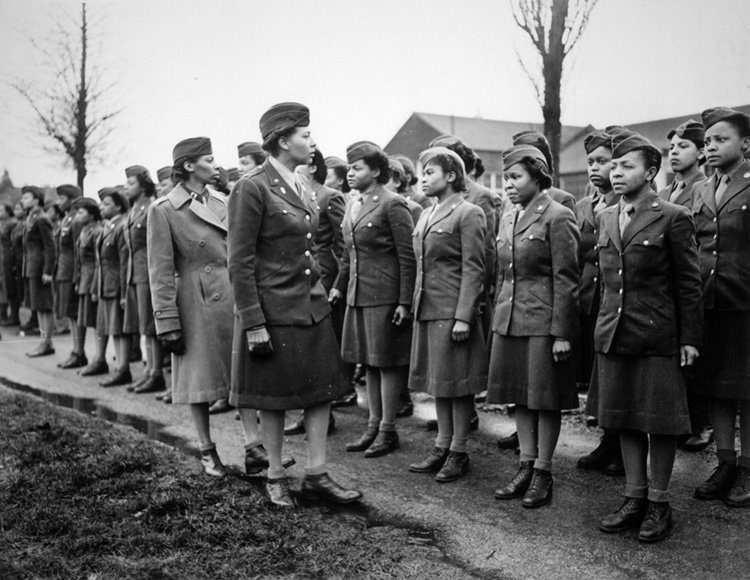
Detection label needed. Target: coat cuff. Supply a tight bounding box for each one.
[154,308,181,335]
[238,304,266,331]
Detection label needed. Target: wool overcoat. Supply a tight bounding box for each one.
[148,185,233,403]
[22,207,56,279]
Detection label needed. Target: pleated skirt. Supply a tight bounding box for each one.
[409,318,488,398]
[588,353,690,435]
[230,316,349,411]
[341,304,412,367]
[487,334,578,411]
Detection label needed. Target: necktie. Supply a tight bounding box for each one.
[350,195,364,222]
[715,174,729,207]
[593,196,607,215]
[427,204,439,225]
[669,181,684,203]
[619,203,634,237]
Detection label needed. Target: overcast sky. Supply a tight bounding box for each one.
[1,0,749,194]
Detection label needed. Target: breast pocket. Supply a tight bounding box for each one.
[632,232,664,249]
[521,226,547,243]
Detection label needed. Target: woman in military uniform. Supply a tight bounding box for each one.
[488,145,580,509]
[123,165,165,393]
[408,147,487,483]
[229,104,360,507]
[593,132,702,543]
[330,140,416,459]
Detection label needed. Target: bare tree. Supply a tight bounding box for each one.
[511,0,599,185]
[11,2,120,193]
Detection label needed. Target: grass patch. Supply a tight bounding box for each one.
[0,391,437,579]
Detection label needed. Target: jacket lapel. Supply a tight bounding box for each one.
[700,176,718,215]
[190,194,227,233]
[514,192,550,235]
[352,186,383,228]
[717,161,750,212]
[622,194,662,247]
[602,206,622,252]
[424,194,461,234]
[264,160,309,213]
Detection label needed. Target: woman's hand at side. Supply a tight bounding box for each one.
[552,338,571,363]
[451,320,470,342]
[247,326,273,358]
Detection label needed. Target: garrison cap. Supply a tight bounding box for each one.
[324,156,348,170]
[227,167,240,182]
[418,147,467,176]
[605,125,628,136]
[73,196,100,213]
[156,166,172,182]
[238,141,264,157]
[98,186,119,200]
[701,107,750,135]
[172,137,212,164]
[99,188,128,212]
[21,185,45,204]
[56,184,82,199]
[512,130,552,169]
[429,134,462,148]
[668,119,705,144]
[611,131,660,161]
[393,154,416,176]
[259,102,310,140]
[346,141,383,164]
[584,130,612,154]
[125,165,150,179]
[388,157,406,180]
[501,145,549,172]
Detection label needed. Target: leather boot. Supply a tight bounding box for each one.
[266,477,295,508]
[284,413,306,435]
[58,351,88,369]
[244,444,296,475]
[364,430,399,458]
[599,497,648,533]
[682,426,714,452]
[496,431,519,450]
[134,375,166,394]
[725,465,750,507]
[577,431,619,470]
[435,451,469,483]
[100,369,132,387]
[695,461,737,500]
[522,468,553,508]
[346,426,379,452]
[409,447,450,473]
[637,501,672,543]
[494,461,534,499]
[301,472,362,504]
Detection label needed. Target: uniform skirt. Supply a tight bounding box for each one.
[589,353,690,435]
[76,293,97,328]
[96,297,124,336]
[54,281,78,319]
[341,304,412,367]
[409,318,488,398]
[124,283,156,336]
[24,277,54,312]
[229,315,349,411]
[487,334,578,411]
[690,310,750,401]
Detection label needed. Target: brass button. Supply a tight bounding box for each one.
[205,266,211,272]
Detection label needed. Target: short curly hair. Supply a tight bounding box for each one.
[514,156,553,191]
[360,151,391,185]
[423,153,466,192]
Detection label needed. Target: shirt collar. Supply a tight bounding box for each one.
[269,156,300,191]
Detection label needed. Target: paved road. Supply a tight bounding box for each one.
[1,327,748,580]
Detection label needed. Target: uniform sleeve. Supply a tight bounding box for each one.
[227,179,266,330]
[117,223,129,299]
[387,195,417,305]
[92,231,102,299]
[669,207,703,347]
[39,218,56,277]
[472,190,497,294]
[147,203,181,334]
[549,208,581,339]
[328,190,347,262]
[455,207,486,323]
[333,201,351,294]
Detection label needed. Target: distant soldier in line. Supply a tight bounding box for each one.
[692,107,750,508]
[123,165,165,393]
[576,130,625,477]
[94,189,131,388]
[20,186,57,357]
[0,202,20,326]
[9,202,27,330]
[75,198,106,378]
[393,154,432,210]
[155,166,176,199]
[54,184,88,369]
[657,119,711,453]
[323,156,352,199]
[237,141,266,176]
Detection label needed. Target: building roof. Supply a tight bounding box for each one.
[409,112,590,153]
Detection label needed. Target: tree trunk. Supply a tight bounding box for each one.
[542,0,568,187]
[76,2,88,193]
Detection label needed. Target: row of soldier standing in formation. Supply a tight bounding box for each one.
[1,102,748,545]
